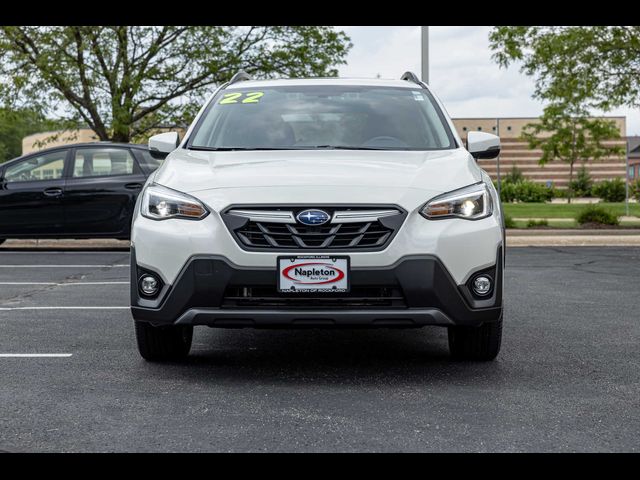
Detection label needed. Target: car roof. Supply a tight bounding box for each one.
[226,77,420,90]
[2,142,148,165]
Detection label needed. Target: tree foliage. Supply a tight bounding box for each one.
[521,103,624,202]
[0,26,352,143]
[0,107,66,163]
[489,26,640,110]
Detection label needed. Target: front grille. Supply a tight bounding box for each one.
[223,206,407,251]
[222,286,407,309]
[238,221,393,249]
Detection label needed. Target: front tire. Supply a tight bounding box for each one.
[134,320,193,361]
[448,319,502,361]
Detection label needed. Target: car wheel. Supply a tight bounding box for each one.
[448,319,502,361]
[0,239,5,245]
[134,320,193,361]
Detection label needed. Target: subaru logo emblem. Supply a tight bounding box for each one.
[296,209,330,226]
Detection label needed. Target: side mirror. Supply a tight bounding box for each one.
[149,132,180,159]
[467,132,500,160]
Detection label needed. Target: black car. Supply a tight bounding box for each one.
[0,143,163,243]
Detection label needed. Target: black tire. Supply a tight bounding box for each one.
[448,319,502,361]
[0,239,5,245]
[134,320,193,361]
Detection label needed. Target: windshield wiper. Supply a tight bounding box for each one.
[188,146,304,151]
[188,145,401,152]
[307,145,396,151]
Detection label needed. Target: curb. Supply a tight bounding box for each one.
[0,239,130,250]
[2,236,640,250]
[507,235,640,247]
[507,229,640,236]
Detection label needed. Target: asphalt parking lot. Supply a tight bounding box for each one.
[0,246,639,452]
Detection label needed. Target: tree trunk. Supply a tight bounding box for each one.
[568,161,575,205]
[94,129,111,142]
[568,121,577,205]
[110,131,131,143]
[110,109,132,143]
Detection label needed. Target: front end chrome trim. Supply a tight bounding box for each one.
[226,210,296,224]
[226,208,402,225]
[331,209,401,224]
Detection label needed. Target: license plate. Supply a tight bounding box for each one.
[277,256,350,293]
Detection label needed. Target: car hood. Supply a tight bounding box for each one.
[154,148,481,196]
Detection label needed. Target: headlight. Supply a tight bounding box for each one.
[141,184,209,220]
[420,182,492,220]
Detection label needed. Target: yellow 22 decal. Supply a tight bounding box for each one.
[219,92,264,105]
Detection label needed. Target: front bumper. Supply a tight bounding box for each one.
[130,247,503,328]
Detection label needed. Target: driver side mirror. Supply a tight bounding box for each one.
[467,132,500,160]
[149,132,180,159]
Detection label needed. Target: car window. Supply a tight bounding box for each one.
[72,148,135,178]
[189,86,456,151]
[136,150,165,172]
[4,150,67,183]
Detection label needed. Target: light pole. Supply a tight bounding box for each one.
[421,26,429,84]
[626,136,630,217]
[496,118,502,200]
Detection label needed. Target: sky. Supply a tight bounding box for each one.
[338,26,640,136]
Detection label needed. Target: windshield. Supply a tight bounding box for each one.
[188,85,456,151]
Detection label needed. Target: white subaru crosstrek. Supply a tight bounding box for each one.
[131,71,505,362]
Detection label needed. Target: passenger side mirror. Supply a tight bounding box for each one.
[149,132,180,159]
[467,132,500,160]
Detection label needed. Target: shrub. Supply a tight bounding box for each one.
[504,165,524,184]
[496,179,553,203]
[496,181,517,203]
[526,219,548,228]
[513,180,554,203]
[630,178,640,201]
[569,165,593,197]
[576,205,619,226]
[503,214,516,229]
[592,178,626,202]
[552,187,568,199]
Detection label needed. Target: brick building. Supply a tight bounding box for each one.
[628,136,640,180]
[22,129,99,156]
[452,117,628,188]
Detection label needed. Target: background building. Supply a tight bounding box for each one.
[628,136,640,180]
[22,129,99,156]
[21,127,186,156]
[452,117,628,188]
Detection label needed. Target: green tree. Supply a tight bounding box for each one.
[0,107,66,163]
[489,26,640,111]
[521,103,624,203]
[0,26,352,143]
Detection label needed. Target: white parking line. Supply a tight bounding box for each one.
[0,282,129,286]
[0,353,73,358]
[0,251,128,254]
[0,265,128,268]
[0,306,129,311]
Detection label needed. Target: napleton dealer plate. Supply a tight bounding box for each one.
[277,256,350,293]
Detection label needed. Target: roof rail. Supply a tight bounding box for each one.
[400,71,422,85]
[228,70,252,85]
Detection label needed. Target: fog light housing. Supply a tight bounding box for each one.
[472,275,492,296]
[139,275,160,296]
